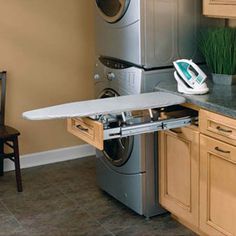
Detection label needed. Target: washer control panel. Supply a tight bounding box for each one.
[94,57,142,95]
[99,57,135,69]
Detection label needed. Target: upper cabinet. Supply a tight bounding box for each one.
[203,0,236,18]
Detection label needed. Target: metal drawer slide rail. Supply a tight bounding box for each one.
[102,108,196,140]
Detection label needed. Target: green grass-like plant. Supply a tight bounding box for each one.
[198,27,236,75]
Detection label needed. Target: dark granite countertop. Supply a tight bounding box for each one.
[155,80,236,119]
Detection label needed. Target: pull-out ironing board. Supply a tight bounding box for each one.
[23,92,185,120]
[23,92,196,150]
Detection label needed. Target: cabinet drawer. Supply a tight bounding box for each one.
[201,134,236,164]
[67,117,103,150]
[200,109,236,146]
[67,106,198,151]
[203,0,236,18]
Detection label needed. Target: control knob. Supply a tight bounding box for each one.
[94,74,100,80]
[107,72,115,81]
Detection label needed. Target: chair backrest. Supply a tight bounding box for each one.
[0,71,7,126]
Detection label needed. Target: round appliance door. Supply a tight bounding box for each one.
[95,0,131,23]
[99,89,134,167]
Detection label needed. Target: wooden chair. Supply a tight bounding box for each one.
[0,71,22,192]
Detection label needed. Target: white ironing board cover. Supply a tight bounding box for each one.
[23,92,186,120]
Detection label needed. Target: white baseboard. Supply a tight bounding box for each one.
[4,144,96,172]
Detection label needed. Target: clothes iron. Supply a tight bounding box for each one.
[173,59,209,95]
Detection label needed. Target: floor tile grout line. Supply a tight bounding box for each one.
[45,161,118,236]
[52,183,83,209]
[53,184,156,235]
[54,183,116,236]
[0,199,25,230]
[0,158,195,235]
[33,158,127,235]
[83,209,116,236]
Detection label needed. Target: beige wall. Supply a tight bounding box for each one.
[0,1,233,155]
[0,0,95,154]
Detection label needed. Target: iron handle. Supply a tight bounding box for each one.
[216,126,232,133]
[215,146,231,154]
[76,125,89,132]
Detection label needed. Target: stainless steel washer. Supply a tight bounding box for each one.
[94,57,174,217]
[95,0,220,69]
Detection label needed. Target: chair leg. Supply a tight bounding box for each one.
[0,158,3,176]
[0,143,4,176]
[13,138,23,192]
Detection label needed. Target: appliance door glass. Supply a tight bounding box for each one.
[95,0,130,23]
[99,89,134,167]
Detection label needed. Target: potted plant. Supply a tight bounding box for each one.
[199,27,236,85]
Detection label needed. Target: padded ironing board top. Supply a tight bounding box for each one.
[23,92,186,120]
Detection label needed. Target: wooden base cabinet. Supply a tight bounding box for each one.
[159,127,200,230]
[200,134,236,236]
[203,0,236,18]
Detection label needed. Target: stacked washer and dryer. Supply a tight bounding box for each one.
[94,0,218,218]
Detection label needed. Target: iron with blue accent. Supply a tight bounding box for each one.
[173,59,209,95]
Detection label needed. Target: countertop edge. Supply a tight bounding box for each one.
[156,87,236,119]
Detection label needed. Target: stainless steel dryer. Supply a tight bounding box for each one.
[94,57,175,217]
[95,0,220,69]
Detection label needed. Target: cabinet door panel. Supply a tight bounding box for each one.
[165,133,191,208]
[159,127,199,228]
[200,135,236,236]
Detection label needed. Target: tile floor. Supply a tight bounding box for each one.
[0,156,197,236]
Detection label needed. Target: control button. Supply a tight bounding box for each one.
[94,74,100,80]
[107,72,116,81]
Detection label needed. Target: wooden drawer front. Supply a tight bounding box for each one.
[202,134,236,164]
[67,118,103,150]
[209,0,236,5]
[203,0,236,18]
[200,109,236,146]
